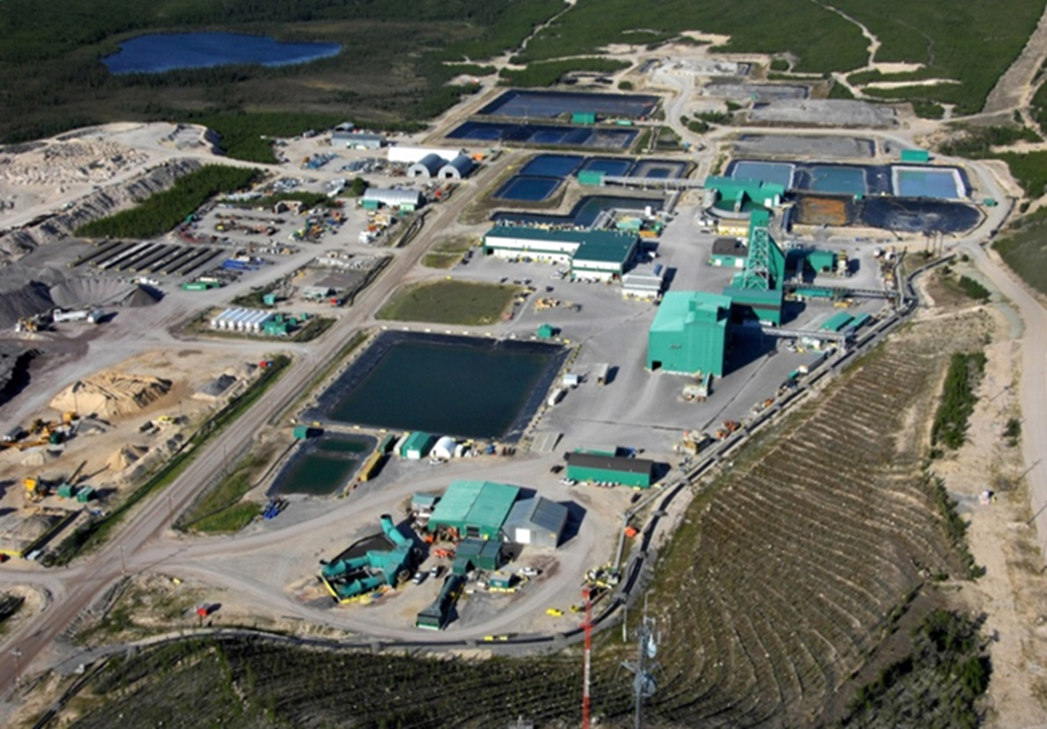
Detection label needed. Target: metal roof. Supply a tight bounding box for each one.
[439,154,474,176]
[504,496,568,535]
[650,291,731,333]
[430,481,484,525]
[362,188,422,206]
[465,482,520,530]
[408,153,445,176]
[565,451,654,475]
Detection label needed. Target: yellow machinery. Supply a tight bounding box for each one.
[23,477,47,503]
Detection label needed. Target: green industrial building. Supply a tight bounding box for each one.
[482,225,639,281]
[900,148,930,164]
[566,451,655,488]
[400,432,436,460]
[572,111,597,125]
[705,175,786,209]
[452,538,504,574]
[427,481,520,540]
[821,312,855,332]
[647,291,732,376]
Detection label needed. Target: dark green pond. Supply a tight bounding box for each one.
[317,334,563,439]
[274,437,371,496]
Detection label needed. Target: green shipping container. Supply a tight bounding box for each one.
[578,170,606,187]
[572,112,596,125]
[900,149,930,163]
[76,486,95,503]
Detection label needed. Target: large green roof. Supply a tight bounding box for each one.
[650,291,732,333]
[429,480,520,534]
[485,225,637,265]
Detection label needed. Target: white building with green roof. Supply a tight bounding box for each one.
[482,225,639,282]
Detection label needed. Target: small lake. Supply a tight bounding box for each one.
[103,32,341,74]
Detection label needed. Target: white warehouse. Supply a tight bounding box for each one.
[482,225,640,282]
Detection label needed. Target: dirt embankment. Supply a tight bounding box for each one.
[0,158,201,264]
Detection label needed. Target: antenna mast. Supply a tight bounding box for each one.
[582,586,593,729]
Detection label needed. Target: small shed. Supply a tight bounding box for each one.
[578,170,605,187]
[900,148,930,164]
[431,436,457,460]
[400,432,436,460]
[572,112,597,125]
[503,497,568,548]
[537,323,557,340]
[412,492,440,514]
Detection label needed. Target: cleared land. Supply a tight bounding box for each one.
[375,279,519,325]
[994,208,1047,294]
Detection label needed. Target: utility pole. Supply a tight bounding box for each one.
[620,597,660,729]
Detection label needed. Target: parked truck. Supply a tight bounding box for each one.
[52,308,103,324]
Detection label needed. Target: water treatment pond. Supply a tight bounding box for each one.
[310,333,567,440]
[494,176,562,201]
[492,195,663,227]
[892,167,966,199]
[103,32,341,74]
[447,121,638,150]
[271,435,373,497]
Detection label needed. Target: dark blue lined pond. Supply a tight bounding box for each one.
[520,155,584,177]
[103,32,341,74]
[580,158,632,176]
[495,176,563,201]
[493,195,664,227]
[447,121,637,150]
[480,89,659,118]
[807,165,867,195]
[271,435,373,497]
[307,333,567,440]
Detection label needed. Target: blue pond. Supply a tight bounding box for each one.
[730,160,795,189]
[893,167,964,199]
[520,155,583,177]
[447,121,637,150]
[479,89,659,119]
[579,158,633,176]
[807,165,867,195]
[495,176,562,201]
[103,32,341,74]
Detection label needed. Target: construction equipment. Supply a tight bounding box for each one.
[23,477,48,503]
[585,565,621,589]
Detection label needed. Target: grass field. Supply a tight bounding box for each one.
[376,279,519,325]
[178,447,277,534]
[422,236,474,269]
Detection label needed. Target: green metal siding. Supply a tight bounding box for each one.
[566,464,651,488]
[572,112,596,125]
[648,291,731,376]
[822,312,854,332]
[578,170,605,186]
[900,149,930,163]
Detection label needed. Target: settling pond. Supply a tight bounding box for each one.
[304,332,567,440]
[728,159,969,199]
[447,121,638,150]
[492,195,664,227]
[479,89,659,119]
[103,32,341,74]
[270,434,374,497]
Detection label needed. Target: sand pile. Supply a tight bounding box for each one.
[107,444,148,471]
[0,140,148,186]
[51,372,172,419]
[21,449,58,467]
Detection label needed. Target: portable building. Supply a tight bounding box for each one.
[503,497,568,548]
[431,436,457,460]
[900,148,930,164]
[578,170,606,187]
[565,451,654,488]
[438,154,475,180]
[572,112,597,125]
[647,291,732,376]
[710,238,747,268]
[332,131,385,149]
[537,323,556,340]
[361,188,422,212]
[400,432,436,460]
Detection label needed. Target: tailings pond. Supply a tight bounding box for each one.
[728,159,969,198]
[447,121,637,150]
[271,434,374,497]
[306,333,567,440]
[103,32,341,74]
[479,89,659,119]
[494,176,563,202]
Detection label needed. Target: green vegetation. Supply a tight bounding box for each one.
[1004,417,1022,446]
[995,208,1047,293]
[827,80,856,100]
[76,165,260,238]
[957,276,990,302]
[844,609,990,728]
[926,471,984,579]
[938,125,1043,158]
[192,112,346,163]
[932,352,986,450]
[423,236,474,269]
[179,449,274,534]
[995,151,1047,199]
[376,280,519,325]
[618,80,634,90]
[498,58,630,87]
[0,0,565,145]
[47,356,290,566]
[912,101,946,120]
[769,58,790,72]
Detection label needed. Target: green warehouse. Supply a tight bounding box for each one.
[427,480,519,540]
[647,291,732,377]
[566,451,655,488]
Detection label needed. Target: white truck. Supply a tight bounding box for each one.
[52,308,104,324]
